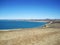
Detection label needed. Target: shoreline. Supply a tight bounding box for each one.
[0,21,60,45]
[27,20,49,22]
[0,21,49,31]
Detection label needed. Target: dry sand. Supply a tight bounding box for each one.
[0,28,60,45]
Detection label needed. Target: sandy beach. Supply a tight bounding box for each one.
[0,22,60,45]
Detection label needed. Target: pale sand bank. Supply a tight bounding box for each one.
[0,28,60,45]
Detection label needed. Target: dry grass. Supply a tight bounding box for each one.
[47,23,60,28]
[0,28,60,45]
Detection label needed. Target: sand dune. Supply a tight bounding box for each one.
[0,28,60,45]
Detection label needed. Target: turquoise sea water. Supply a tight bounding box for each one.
[0,20,47,30]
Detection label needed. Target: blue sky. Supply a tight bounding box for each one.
[0,0,60,19]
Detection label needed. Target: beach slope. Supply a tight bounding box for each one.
[0,28,60,45]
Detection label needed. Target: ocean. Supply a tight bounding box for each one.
[0,20,47,30]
